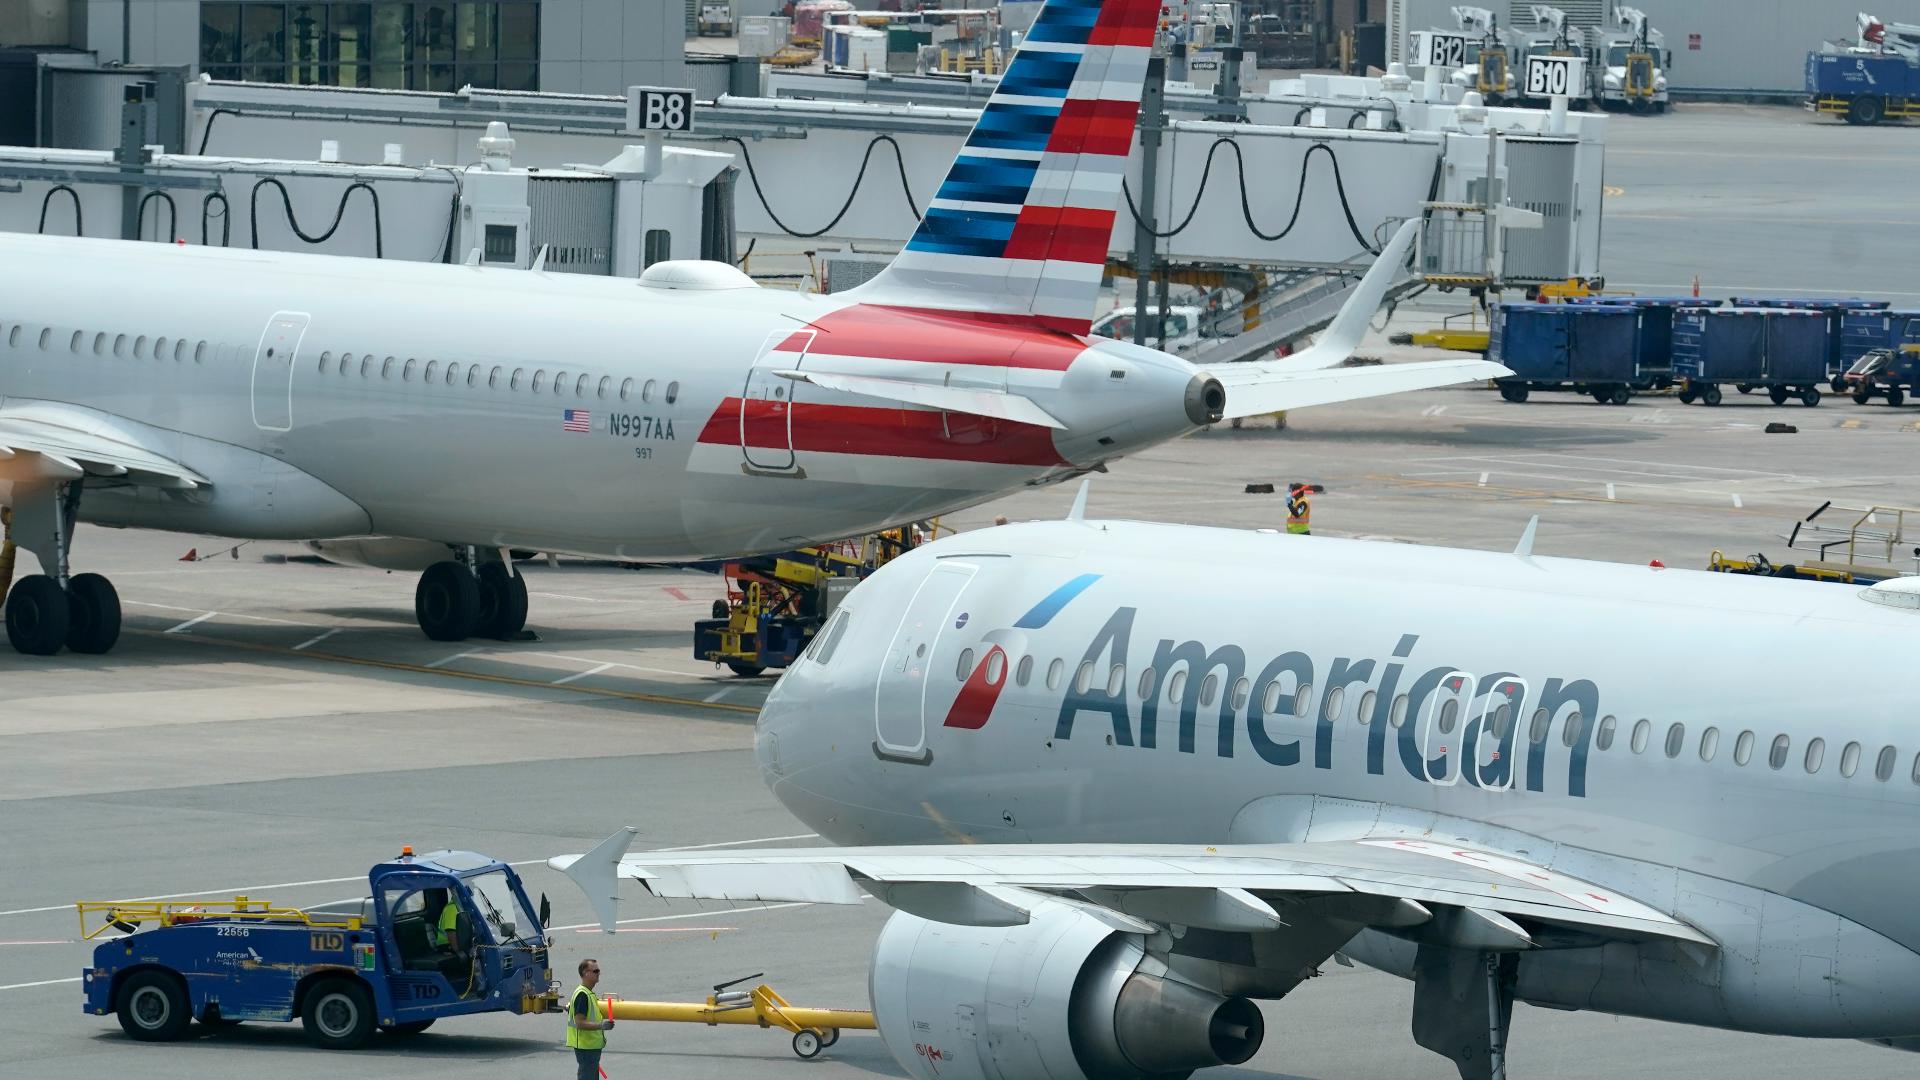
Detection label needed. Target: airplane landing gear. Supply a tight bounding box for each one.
[1412,947,1516,1080]
[4,481,123,657]
[413,551,529,642]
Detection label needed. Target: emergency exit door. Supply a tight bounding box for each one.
[251,311,310,432]
[874,562,977,765]
[740,329,813,473]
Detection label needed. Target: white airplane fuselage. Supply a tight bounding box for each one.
[0,235,1207,560]
[758,520,1920,1040]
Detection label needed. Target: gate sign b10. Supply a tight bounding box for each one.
[1524,55,1586,97]
[1411,31,1470,68]
[625,86,696,133]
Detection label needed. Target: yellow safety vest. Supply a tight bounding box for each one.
[566,984,606,1051]
[432,901,459,947]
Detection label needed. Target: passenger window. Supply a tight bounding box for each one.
[38,328,51,350]
[598,376,611,399]
[1804,738,1825,774]
[467,366,479,388]
[1663,722,1685,759]
[576,374,589,396]
[1561,710,1584,748]
[1137,668,1156,699]
[1292,683,1312,717]
[195,341,208,363]
[1699,727,1719,761]
[1167,670,1187,703]
[1489,703,1511,740]
[1630,719,1650,754]
[1073,661,1094,693]
[4,325,15,349]
[1015,655,1032,686]
[70,331,83,352]
[643,379,657,402]
[1877,745,1897,781]
[1910,751,1920,783]
[490,366,501,388]
[1045,658,1063,690]
[1769,735,1790,770]
[134,335,148,359]
[404,358,418,381]
[1261,679,1283,715]
[666,380,680,404]
[511,368,524,390]
[154,335,167,358]
[1527,707,1549,744]
[339,353,352,376]
[446,362,459,385]
[113,334,126,357]
[1323,685,1345,723]
[174,340,187,361]
[1734,730,1754,765]
[986,651,1005,684]
[1840,741,1861,778]
[425,360,439,383]
[317,350,331,373]
[360,355,373,377]
[1199,674,1218,707]
[382,357,396,379]
[1438,698,1458,734]
[1595,715,1617,750]
[957,649,974,680]
[1389,693,1408,728]
[1236,678,1253,712]
[1106,665,1125,696]
[555,370,569,393]
[532,369,546,392]
[620,378,634,400]
[93,333,106,355]
[1356,689,1376,726]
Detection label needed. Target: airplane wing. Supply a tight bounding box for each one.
[0,406,208,489]
[772,370,1066,429]
[551,830,1712,948]
[1194,219,1510,420]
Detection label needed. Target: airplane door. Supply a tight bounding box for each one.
[874,561,978,765]
[250,311,310,432]
[741,329,813,473]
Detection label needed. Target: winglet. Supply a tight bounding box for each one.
[1281,219,1420,371]
[1513,515,1540,557]
[1066,478,1092,522]
[550,827,638,934]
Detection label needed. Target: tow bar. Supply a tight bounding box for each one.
[600,973,876,1059]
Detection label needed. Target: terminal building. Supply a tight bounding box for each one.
[0,0,688,95]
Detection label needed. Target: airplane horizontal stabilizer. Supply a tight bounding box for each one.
[560,835,1713,947]
[776,370,1067,429]
[1209,358,1510,419]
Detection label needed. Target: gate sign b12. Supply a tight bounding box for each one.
[1524,55,1585,97]
[1412,31,1470,68]
[626,87,696,133]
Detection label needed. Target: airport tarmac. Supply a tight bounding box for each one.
[5,105,1920,1079]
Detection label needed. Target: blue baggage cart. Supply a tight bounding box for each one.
[1730,297,1892,388]
[1490,304,1640,404]
[1839,309,1920,406]
[1671,308,1827,406]
[1564,296,1718,389]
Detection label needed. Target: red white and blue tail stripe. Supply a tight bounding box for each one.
[847,0,1159,335]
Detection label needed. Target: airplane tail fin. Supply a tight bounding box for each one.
[845,0,1159,334]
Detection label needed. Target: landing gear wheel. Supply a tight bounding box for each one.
[303,977,375,1049]
[1768,386,1789,405]
[793,1029,823,1059]
[820,1028,841,1047]
[725,660,766,677]
[1607,385,1632,406]
[415,561,480,642]
[1801,387,1822,407]
[1889,387,1906,407]
[475,563,529,640]
[1498,384,1529,403]
[66,572,121,654]
[382,1019,434,1036]
[6,574,70,656]
[117,970,191,1042]
[1700,384,1723,407]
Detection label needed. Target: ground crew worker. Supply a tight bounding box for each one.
[567,958,614,1080]
[430,889,460,952]
[1286,484,1312,535]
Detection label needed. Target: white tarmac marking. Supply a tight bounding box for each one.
[1732,493,1744,508]
[529,592,611,603]
[163,611,217,634]
[293,628,341,651]
[0,978,79,992]
[424,651,475,669]
[704,687,734,702]
[1607,483,1617,501]
[1478,472,1489,486]
[0,835,815,918]
[526,652,717,680]
[552,662,616,686]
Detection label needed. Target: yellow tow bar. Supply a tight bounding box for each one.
[601,974,875,1059]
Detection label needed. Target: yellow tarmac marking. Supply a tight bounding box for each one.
[1603,185,1625,197]
[125,628,763,715]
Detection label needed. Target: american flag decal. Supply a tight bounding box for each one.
[562,409,591,433]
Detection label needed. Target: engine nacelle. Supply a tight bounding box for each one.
[304,537,453,571]
[870,904,1264,1080]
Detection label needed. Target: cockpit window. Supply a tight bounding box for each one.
[809,608,851,666]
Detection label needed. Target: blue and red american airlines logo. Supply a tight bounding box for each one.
[943,573,1101,730]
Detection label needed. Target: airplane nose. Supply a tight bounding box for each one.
[1186,374,1226,426]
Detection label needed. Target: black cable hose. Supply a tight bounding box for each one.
[202,190,232,247]
[137,190,177,242]
[37,184,82,236]
[249,177,384,258]
[1121,139,1378,253]
[196,108,237,156]
[721,134,920,240]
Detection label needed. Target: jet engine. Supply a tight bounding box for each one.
[869,903,1265,1080]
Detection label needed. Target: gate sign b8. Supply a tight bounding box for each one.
[625,86,696,133]
[1411,31,1470,68]
[1524,55,1585,97]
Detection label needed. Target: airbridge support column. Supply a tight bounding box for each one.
[1130,57,1165,348]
